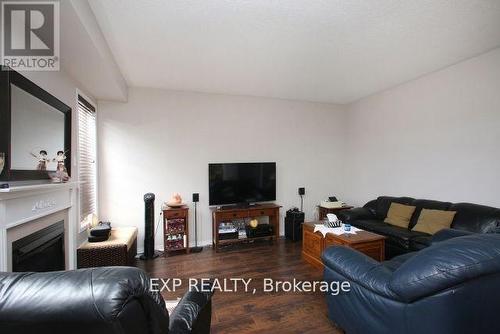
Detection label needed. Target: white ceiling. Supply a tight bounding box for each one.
[60,0,127,101]
[88,0,500,104]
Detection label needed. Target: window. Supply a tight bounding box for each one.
[78,95,97,230]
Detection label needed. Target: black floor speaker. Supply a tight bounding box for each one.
[285,209,305,242]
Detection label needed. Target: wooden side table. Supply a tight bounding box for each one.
[163,206,189,256]
[302,221,385,269]
[318,205,353,220]
[77,227,138,268]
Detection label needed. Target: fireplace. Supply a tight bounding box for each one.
[1,182,77,271]
[12,221,65,272]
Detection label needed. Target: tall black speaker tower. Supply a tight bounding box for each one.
[191,193,203,253]
[141,193,158,260]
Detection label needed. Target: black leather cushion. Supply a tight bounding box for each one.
[382,252,416,271]
[337,208,376,222]
[431,228,475,243]
[350,219,387,231]
[351,219,429,250]
[410,235,432,250]
[376,225,429,250]
[390,233,500,302]
[363,199,378,212]
[375,196,414,220]
[169,282,214,334]
[322,246,399,299]
[450,203,500,233]
[408,199,452,229]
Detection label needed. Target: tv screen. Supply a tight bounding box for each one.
[209,162,276,206]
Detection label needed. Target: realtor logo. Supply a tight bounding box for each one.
[1,1,60,70]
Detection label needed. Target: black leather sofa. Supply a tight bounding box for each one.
[0,267,213,334]
[338,196,500,258]
[322,230,500,334]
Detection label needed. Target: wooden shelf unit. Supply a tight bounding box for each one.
[211,204,281,251]
[163,206,189,255]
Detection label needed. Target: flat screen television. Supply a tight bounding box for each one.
[209,162,276,206]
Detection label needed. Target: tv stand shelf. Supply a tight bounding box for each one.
[211,204,281,251]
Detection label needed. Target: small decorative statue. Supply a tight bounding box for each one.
[30,150,50,171]
[50,150,70,183]
[166,193,183,207]
[53,151,67,172]
[249,219,259,228]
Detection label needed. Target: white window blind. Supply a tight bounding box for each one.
[78,95,97,229]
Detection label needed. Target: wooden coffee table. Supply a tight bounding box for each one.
[302,221,386,268]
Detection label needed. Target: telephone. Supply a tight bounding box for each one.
[321,196,346,209]
[325,213,342,228]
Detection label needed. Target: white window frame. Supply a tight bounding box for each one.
[76,90,98,232]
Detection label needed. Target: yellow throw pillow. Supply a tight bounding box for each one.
[384,203,416,229]
[412,209,456,235]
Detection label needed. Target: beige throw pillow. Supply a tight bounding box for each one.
[412,209,456,235]
[384,203,416,229]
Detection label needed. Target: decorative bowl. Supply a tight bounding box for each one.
[166,202,185,208]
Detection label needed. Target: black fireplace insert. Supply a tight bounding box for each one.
[12,221,65,272]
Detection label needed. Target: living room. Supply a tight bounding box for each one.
[1,1,500,333]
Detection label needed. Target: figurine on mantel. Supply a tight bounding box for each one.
[30,150,50,171]
[53,151,67,171]
[166,193,184,208]
[50,150,70,183]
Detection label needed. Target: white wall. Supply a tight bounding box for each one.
[21,70,85,108]
[344,48,500,208]
[97,88,347,250]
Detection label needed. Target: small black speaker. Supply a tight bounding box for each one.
[192,193,199,202]
[298,187,305,195]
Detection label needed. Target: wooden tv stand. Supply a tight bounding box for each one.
[211,204,281,251]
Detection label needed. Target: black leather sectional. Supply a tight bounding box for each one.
[338,196,500,258]
[322,230,500,334]
[0,267,214,334]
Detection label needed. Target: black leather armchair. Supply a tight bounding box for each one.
[0,267,213,334]
[322,233,500,334]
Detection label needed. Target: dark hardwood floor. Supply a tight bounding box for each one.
[135,239,342,334]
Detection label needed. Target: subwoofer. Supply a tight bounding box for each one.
[285,208,304,242]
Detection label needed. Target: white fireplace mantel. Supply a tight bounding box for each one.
[0,181,79,271]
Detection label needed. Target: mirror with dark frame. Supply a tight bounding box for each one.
[0,67,71,182]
